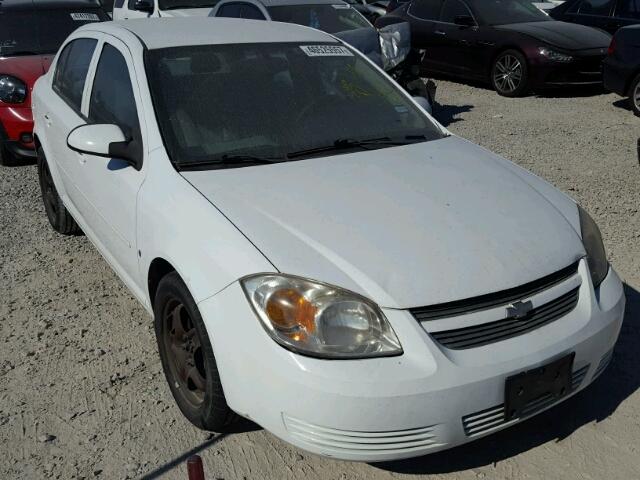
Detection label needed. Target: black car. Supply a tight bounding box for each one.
[550,0,640,34]
[603,25,640,115]
[377,0,612,96]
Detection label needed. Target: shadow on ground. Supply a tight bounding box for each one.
[436,103,474,127]
[374,282,639,475]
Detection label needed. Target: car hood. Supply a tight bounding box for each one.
[496,21,611,51]
[0,54,53,87]
[160,7,213,17]
[182,136,585,309]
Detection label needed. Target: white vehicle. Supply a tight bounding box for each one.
[112,0,216,19]
[32,18,624,462]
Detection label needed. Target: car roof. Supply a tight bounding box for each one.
[85,18,338,49]
[0,0,103,10]
[248,0,345,7]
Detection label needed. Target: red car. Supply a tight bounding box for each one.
[0,0,108,166]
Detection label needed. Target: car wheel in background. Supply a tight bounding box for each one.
[37,147,81,235]
[154,272,236,432]
[491,50,529,98]
[629,74,640,117]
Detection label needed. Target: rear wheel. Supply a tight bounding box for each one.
[629,74,640,117]
[37,147,80,235]
[491,50,529,97]
[154,272,235,431]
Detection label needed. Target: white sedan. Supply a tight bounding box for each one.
[32,17,624,462]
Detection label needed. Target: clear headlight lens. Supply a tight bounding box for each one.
[241,274,403,359]
[0,75,27,103]
[578,206,608,288]
[538,47,573,63]
[379,22,411,70]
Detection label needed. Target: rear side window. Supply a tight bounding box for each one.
[53,38,97,112]
[577,0,614,15]
[409,0,443,20]
[242,4,266,19]
[440,0,472,22]
[217,3,243,16]
[617,0,640,18]
[89,44,141,140]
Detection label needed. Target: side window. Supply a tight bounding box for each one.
[577,0,615,15]
[440,0,471,22]
[241,4,266,19]
[409,0,443,20]
[115,0,126,7]
[127,0,137,8]
[89,44,140,140]
[217,3,243,17]
[617,0,640,18]
[52,38,97,113]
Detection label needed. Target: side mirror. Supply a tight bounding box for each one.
[133,0,154,13]
[67,124,142,170]
[412,96,432,115]
[454,15,476,27]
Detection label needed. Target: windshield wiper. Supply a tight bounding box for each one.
[286,136,426,159]
[177,154,284,170]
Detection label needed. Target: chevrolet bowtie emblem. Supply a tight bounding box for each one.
[507,300,533,320]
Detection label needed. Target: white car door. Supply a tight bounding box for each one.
[70,37,148,288]
[113,0,157,19]
[45,35,101,213]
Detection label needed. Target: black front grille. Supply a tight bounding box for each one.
[411,262,579,322]
[430,287,580,350]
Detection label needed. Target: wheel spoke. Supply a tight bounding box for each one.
[169,303,186,337]
[186,365,206,392]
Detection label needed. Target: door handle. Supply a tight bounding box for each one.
[435,30,446,35]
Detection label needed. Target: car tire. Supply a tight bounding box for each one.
[37,147,81,235]
[154,272,236,432]
[629,74,640,117]
[491,50,529,98]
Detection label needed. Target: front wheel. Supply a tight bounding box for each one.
[154,272,236,431]
[491,50,529,97]
[629,74,640,117]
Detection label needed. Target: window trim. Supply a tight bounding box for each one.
[438,0,476,24]
[408,0,444,21]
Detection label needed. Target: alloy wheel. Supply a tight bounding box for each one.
[162,298,207,409]
[493,54,523,94]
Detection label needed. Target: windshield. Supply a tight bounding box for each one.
[267,5,371,33]
[145,43,443,168]
[470,0,548,25]
[0,8,107,56]
[159,0,219,9]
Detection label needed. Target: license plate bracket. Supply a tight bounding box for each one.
[505,352,575,421]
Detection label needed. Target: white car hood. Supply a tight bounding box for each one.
[159,7,212,17]
[182,136,585,309]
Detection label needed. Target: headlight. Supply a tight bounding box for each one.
[241,274,403,359]
[538,47,573,63]
[379,22,411,70]
[578,206,608,288]
[0,75,27,104]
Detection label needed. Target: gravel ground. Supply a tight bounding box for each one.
[1,80,639,480]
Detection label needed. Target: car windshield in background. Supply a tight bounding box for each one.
[159,0,219,9]
[267,5,371,33]
[470,0,549,25]
[145,42,443,168]
[0,8,107,56]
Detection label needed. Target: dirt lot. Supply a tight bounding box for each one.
[1,80,639,480]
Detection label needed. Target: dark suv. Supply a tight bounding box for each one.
[550,0,640,34]
[0,0,108,165]
[603,25,640,115]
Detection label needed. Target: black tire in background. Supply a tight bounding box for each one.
[491,49,529,98]
[629,74,640,117]
[154,272,236,432]
[37,147,81,235]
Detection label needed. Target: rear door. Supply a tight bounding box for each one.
[613,0,640,29]
[406,0,445,71]
[45,36,100,212]
[562,0,617,32]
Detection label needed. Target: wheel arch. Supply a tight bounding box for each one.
[148,257,177,307]
[625,68,640,96]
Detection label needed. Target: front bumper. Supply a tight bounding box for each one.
[198,260,625,462]
[529,53,606,88]
[0,105,36,159]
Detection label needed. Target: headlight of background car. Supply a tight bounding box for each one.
[242,274,403,359]
[578,206,608,288]
[379,22,411,70]
[538,47,573,63]
[0,75,27,104]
